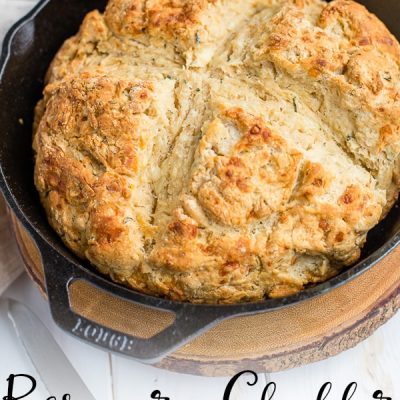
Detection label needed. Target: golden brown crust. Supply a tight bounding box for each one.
[319,0,400,60]
[34,0,399,303]
[104,0,267,66]
[105,0,214,37]
[191,108,303,226]
[252,0,400,193]
[34,73,169,276]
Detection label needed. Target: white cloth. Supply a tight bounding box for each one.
[0,196,23,295]
[0,0,39,49]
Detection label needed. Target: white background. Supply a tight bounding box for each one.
[0,1,399,399]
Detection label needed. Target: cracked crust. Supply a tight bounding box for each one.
[34,0,399,303]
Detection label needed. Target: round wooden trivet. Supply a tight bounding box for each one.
[10,212,400,377]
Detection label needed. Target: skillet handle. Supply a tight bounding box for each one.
[33,234,227,363]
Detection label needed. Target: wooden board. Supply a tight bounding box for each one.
[10,212,400,377]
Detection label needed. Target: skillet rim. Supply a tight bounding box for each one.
[0,0,399,316]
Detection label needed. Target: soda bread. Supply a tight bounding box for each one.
[33,0,400,303]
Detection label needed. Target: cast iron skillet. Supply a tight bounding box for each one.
[1,0,399,364]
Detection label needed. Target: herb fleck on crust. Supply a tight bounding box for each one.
[34,0,399,303]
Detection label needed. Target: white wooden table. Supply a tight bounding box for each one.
[0,1,399,399]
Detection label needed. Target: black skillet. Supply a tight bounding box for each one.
[0,0,399,363]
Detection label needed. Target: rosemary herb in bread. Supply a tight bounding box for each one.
[34,0,400,303]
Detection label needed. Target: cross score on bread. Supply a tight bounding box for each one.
[33,0,400,303]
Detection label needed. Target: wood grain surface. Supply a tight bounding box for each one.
[10,211,400,376]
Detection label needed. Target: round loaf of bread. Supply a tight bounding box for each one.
[33,0,400,303]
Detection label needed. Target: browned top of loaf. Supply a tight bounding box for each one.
[34,0,400,303]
